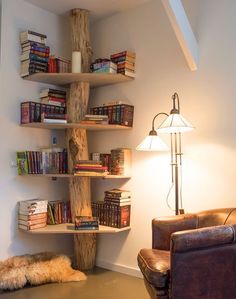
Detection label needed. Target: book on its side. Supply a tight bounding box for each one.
[18,222,47,230]
[18,212,47,221]
[42,118,67,124]
[18,218,47,226]
[20,30,47,45]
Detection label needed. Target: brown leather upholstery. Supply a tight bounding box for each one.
[137,208,236,299]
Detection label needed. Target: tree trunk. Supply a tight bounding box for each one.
[66,8,96,270]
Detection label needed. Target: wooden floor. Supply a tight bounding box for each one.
[0,267,149,299]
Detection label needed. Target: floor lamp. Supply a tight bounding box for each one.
[136,92,194,215]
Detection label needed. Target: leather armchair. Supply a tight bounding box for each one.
[137,208,236,299]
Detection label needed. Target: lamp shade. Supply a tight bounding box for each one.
[136,135,169,151]
[157,113,194,133]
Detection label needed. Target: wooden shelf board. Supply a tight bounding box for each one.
[22,174,131,179]
[20,123,131,131]
[20,224,131,234]
[23,73,134,87]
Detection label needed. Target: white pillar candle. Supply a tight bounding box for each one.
[72,51,81,73]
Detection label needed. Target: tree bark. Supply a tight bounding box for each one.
[66,8,96,270]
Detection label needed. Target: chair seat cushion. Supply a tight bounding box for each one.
[137,249,170,289]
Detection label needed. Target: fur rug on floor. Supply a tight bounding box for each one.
[0,252,86,290]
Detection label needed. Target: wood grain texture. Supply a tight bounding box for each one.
[70,8,92,73]
[67,8,96,270]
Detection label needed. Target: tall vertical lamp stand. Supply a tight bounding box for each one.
[136,93,194,215]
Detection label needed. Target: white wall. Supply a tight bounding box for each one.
[90,0,236,275]
[0,0,72,259]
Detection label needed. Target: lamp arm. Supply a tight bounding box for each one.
[172,92,180,113]
[151,112,169,131]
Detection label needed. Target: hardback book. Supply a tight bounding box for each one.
[20,30,47,45]
[19,207,48,216]
[21,42,50,53]
[91,61,117,71]
[20,51,49,62]
[42,118,67,124]
[19,199,48,209]
[18,222,47,230]
[110,55,136,64]
[18,212,47,221]
[93,67,117,74]
[110,51,136,59]
[39,88,66,98]
[110,148,132,176]
[18,218,47,226]
[117,69,135,78]
[104,188,131,198]
[16,151,28,175]
[117,205,131,228]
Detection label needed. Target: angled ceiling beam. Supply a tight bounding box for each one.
[161,0,199,71]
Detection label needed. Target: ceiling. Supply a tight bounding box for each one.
[24,0,151,21]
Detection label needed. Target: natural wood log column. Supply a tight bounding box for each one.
[66,8,96,270]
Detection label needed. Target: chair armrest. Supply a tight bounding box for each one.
[152,214,197,250]
[171,225,236,253]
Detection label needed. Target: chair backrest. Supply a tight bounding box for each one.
[196,208,236,228]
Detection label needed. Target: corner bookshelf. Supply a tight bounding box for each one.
[19,9,133,270]
[21,122,131,131]
[24,72,133,87]
[21,224,131,234]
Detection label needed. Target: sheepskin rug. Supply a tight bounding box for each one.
[0,252,86,290]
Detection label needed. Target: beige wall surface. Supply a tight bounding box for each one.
[0,0,72,259]
[90,0,236,275]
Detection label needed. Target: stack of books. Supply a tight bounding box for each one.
[20,30,49,77]
[110,148,132,176]
[80,114,109,125]
[110,51,136,78]
[74,216,99,230]
[16,149,68,175]
[90,102,134,127]
[21,101,66,124]
[18,199,48,230]
[74,160,108,176]
[47,201,71,225]
[104,189,131,206]
[40,88,67,107]
[92,189,131,228]
[90,59,117,74]
[48,56,71,73]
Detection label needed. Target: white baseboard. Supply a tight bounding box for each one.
[96,259,143,278]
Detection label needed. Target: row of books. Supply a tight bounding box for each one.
[90,103,134,127]
[48,56,71,73]
[18,199,48,231]
[20,31,49,77]
[74,160,108,176]
[92,202,131,228]
[74,216,99,230]
[21,101,66,124]
[47,201,72,225]
[16,149,68,175]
